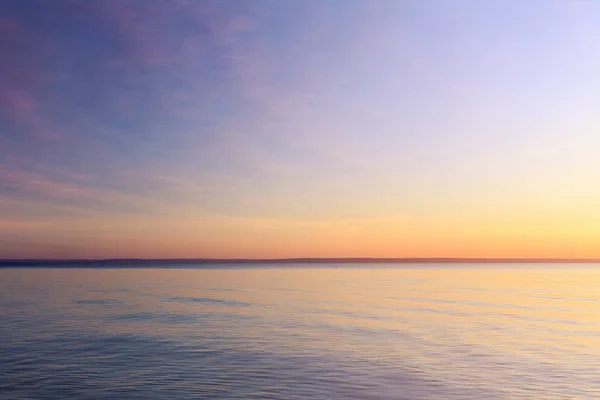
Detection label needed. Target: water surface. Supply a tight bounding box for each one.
[1,265,600,399]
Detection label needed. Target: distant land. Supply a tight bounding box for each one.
[1,258,600,267]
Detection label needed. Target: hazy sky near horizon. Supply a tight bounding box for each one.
[2,0,600,259]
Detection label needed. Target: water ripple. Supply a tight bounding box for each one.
[166,296,251,307]
[1,267,599,399]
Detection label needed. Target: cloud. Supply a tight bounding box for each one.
[94,0,257,67]
[0,167,173,218]
[0,11,58,141]
[0,0,365,258]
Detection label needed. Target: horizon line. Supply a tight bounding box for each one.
[2,257,600,266]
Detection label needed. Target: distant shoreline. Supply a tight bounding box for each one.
[1,257,600,267]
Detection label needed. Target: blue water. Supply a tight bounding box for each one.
[1,265,600,399]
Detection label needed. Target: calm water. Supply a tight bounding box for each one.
[1,265,600,399]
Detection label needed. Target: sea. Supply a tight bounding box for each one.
[1,264,599,399]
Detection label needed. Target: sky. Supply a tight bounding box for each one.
[2,0,600,259]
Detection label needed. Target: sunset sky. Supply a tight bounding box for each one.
[2,0,600,259]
